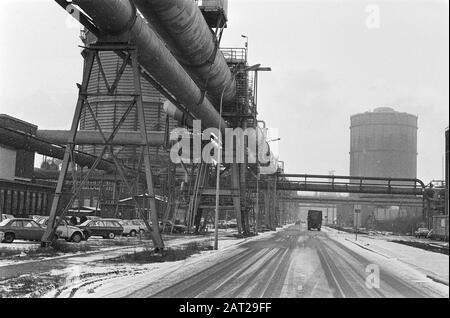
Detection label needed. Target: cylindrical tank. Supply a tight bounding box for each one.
[350,107,418,179]
[80,32,178,168]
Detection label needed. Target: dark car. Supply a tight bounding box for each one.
[78,219,124,239]
[415,227,430,239]
[227,219,238,228]
[217,220,228,229]
[0,218,45,243]
[161,221,186,234]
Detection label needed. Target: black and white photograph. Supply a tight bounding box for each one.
[0,0,448,304]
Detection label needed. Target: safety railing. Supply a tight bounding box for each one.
[221,48,247,63]
[250,174,426,196]
[195,0,228,11]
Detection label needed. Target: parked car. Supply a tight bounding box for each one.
[0,231,4,242]
[162,220,186,234]
[38,217,84,243]
[65,216,81,225]
[77,219,124,239]
[102,219,141,237]
[86,216,101,221]
[0,214,15,222]
[217,220,228,229]
[29,215,44,222]
[0,218,45,243]
[227,219,238,228]
[415,227,430,238]
[130,219,149,234]
[258,225,270,232]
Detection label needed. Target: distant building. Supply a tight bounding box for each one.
[350,107,417,179]
[337,107,421,233]
[0,115,36,181]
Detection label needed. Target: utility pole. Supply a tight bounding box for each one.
[255,166,260,235]
[354,204,361,241]
[214,85,226,250]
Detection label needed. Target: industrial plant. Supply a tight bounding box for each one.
[0,0,448,300]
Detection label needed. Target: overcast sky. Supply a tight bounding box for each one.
[0,0,448,183]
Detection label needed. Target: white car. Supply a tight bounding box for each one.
[38,217,84,243]
[0,214,14,222]
[0,231,4,242]
[103,219,142,237]
[130,219,150,233]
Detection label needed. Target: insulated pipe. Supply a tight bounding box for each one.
[163,101,193,127]
[72,0,227,131]
[0,127,116,172]
[36,130,166,146]
[133,0,236,106]
[65,0,277,172]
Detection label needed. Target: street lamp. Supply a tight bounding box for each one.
[252,66,272,235]
[252,66,271,111]
[241,35,248,60]
[214,58,272,247]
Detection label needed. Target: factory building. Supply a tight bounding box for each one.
[0,115,59,217]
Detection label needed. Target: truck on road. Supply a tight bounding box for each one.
[308,210,322,231]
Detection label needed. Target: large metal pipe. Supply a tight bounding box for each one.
[64,0,276,172]
[133,0,236,106]
[72,0,227,131]
[163,100,194,127]
[36,130,166,146]
[0,127,116,172]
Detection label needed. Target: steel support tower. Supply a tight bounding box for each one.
[41,43,164,250]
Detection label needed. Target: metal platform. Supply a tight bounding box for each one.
[196,0,228,28]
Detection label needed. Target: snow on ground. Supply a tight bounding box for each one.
[0,242,143,268]
[0,241,40,251]
[323,227,449,296]
[0,228,281,297]
[43,229,282,298]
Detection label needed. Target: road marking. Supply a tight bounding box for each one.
[318,245,346,298]
[260,248,290,297]
[212,248,271,291]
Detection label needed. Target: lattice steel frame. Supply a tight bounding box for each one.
[41,43,165,250]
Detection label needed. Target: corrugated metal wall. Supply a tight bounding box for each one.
[0,180,57,217]
[80,50,178,169]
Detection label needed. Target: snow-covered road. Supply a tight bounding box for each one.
[1,225,448,298]
[100,225,449,298]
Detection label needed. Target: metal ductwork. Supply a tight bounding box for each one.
[36,130,166,146]
[133,0,236,106]
[72,0,227,131]
[0,127,116,172]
